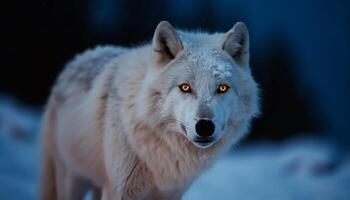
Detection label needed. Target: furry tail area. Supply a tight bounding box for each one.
[39,104,57,200]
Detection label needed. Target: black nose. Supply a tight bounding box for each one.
[195,119,215,137]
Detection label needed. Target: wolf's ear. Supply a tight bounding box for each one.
[223,22,249,67]
[152,21,183,66]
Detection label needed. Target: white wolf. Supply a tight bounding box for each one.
[40,21,259,200]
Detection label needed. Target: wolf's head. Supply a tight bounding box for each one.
[146,21,259,149]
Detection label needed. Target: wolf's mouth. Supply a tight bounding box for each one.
[194,142,212,147]
[192,136,215,148]
[193,137,214,144]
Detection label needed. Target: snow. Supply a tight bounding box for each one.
[184,142,350,200]
[1,96,349,200]
[0,96,40,200]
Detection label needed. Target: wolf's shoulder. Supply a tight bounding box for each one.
[51,45,128,100]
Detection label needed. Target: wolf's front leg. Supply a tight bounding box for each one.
[102,161,154,200]
[144,188,183,200]
[101,186,145,200]
[54,157,91,200]
[101,181,151,200]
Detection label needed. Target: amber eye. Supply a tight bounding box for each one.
[218,84,229,93]
[179,83,191,93]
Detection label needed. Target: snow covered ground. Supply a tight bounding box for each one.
[1,96,349,200]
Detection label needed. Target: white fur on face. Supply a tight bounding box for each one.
[180,78,237,149]
[158,46,243,149]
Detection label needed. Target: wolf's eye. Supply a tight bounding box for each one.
[217,84,229,93]
[179,83,191,93]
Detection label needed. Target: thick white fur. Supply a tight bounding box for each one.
[40,21,259,200]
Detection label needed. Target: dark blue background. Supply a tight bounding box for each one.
[1,0,349,145]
